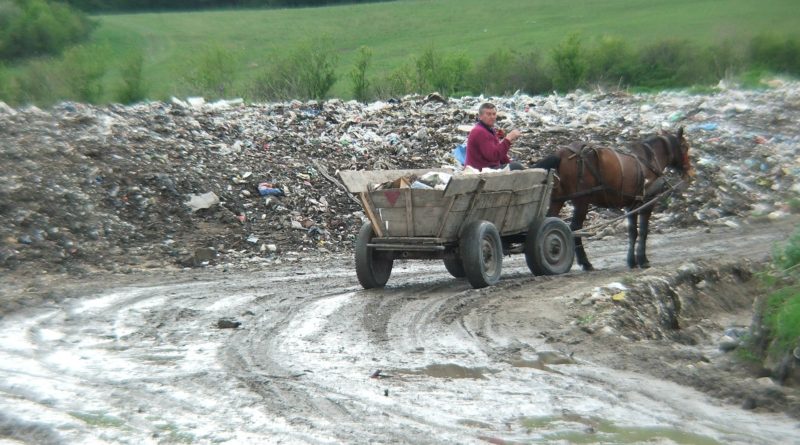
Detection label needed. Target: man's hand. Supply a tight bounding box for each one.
[506,129,522,142]
[496,128,505,139]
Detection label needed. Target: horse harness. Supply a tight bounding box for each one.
[554,138,673,204]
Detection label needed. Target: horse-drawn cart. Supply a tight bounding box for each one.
[339,168,575,289]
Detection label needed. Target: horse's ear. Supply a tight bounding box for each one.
[677,126,684,140]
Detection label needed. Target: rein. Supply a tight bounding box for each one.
[572,178,685,238]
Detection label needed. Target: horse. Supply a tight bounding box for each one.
[532,127,694,271]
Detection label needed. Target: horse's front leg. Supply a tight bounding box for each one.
[571,202,593,271]
[636,209,652,268]
[626,212,638,269]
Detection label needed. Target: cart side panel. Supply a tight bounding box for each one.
[499,185,550,234]
[368,189,463,238]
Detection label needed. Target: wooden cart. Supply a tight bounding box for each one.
[339,168,574,289]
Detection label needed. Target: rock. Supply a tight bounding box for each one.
[719,335,740,352]
[217,318,241,329]
[756,376,776,386]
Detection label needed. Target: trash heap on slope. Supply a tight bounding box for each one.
[1,80,798,273]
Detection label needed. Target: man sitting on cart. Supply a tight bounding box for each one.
[465,102,524,171]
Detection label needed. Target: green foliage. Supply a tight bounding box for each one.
[635,39,712,89]
[61,44,108,103]
[116,49,146,104]
[773,227,800,272]
[508,50,552,95]
[551,33,586,92]
[374,62,415,98]
[763,285,800,353]
[471,49,517,96]
[0,0,94,61]
[749,33,800,75]
[349,46,372,102]
[706,39,745,80]
[0,62,12,102]
[252,37,338,100]
[14,58,61,105]
[749,227,800,361]
[413,47,471,96]
[298,37,338,100]
[788,198,800,214]
[584,35,636,87]
[184,45,238,98]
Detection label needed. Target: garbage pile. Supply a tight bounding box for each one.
[1,80,798,274]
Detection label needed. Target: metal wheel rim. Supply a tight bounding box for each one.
[543,230,569,267]
[481,237,497,276]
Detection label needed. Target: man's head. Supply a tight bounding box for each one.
[478,102,497,127]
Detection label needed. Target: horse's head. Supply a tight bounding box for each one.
[664,126,695,181]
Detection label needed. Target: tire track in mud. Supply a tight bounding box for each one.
[0,222,797,444]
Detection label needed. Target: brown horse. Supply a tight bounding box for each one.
[532,127,694,270]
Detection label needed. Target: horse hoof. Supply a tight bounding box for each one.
[582,264,595,271]
[639,262,651,269]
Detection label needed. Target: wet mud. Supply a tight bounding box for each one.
[0,220,798,444]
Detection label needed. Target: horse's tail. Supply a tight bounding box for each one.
[531,154,561,171]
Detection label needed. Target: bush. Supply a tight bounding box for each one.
[0,0,94,61]
[14,58,61,105]
[349,45,372,103]
[551,33,586,92]
[61,44,107,103]
[0,62,13,102]
[634,39,712,89]
[413,47,471,96]
[252,37,337,101]
[373,62,415,98]
[116,50,146,104]
[471,49,516,96]
[184,45,238,98]
[748,33,800,75]
[584,36,636,87]
[706,39,745,81]
[509,50,553,95]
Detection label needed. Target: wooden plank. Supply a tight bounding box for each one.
[360,192,383,237]
[435,196,457,238]
[339,168,453,193]
[443,169,548,197]
[412,207,448,236]
[404,188,414,237]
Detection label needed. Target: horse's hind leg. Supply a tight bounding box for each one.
[571,202,594,271]
[626,212,638,269]
[637,209,652,268]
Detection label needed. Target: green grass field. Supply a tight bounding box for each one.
[25,0,800,101]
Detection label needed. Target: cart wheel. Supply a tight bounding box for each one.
[443,256,466,278]
[525,217,574,275]
[355,222,393,289]
[461,220,503,288]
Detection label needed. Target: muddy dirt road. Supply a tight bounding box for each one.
[1,220,798,444]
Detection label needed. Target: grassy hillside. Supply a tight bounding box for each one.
[91,0,798,98]
[4,0,798,104]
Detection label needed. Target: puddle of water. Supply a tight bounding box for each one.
[520,415,721,445]
[396,364,489,379]
[509,351,575,372]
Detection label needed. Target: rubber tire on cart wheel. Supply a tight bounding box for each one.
[525,217,574,275]
[355,222,393,289]
[443,256,466,278]
[460,220,503,289]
